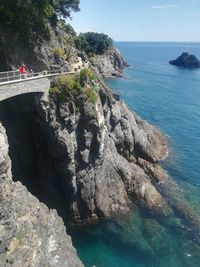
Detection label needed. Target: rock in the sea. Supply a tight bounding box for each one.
[169,52,200,68]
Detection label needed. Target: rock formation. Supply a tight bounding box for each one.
[0,123,84,266]
[90,48,129,78]
[0,23,78,72]
[169,52,200,68]
[35,82,171,224]
[30,77,200,236]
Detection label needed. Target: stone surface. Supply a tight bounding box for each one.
[0,78,50,102]
[90,48,128,78]
[27,76,200,234]
[0,123,83,267]
[26,80,174,224]
[169,52,200,68]
[0,23,78,72]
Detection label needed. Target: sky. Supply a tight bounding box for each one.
[69,0,200,42]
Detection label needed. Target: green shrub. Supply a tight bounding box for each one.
[80,68,94,86]
[49,86,60,94]
[85,87,97,104]
[75,106,80,114]
[53,47,64,59]
[49,70,97,104]
[59,75,81,90]
[15,232,23,243]
[49,86,66,101]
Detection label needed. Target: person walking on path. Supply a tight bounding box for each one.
[19,64,27,79]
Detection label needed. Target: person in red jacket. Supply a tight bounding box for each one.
[19,64,26,74]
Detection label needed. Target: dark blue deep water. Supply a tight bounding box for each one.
[70,43,200,267]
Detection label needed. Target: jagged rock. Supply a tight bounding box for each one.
[169,52,200,68]
[0,123,84,267]
[90,48,129,78]
[27,77,200,234]
[22,80,172,224]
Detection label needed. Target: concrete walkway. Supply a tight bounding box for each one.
[0,61,89,102]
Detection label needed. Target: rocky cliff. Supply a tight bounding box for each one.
[90,48,128,78]
[0,22,79,72]
[1,59,200,266]
[32,82,168,224]
[1,41,200,266]
[0,123,84,267]
[32,77,200,234]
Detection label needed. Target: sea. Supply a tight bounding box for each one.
[70,42,200,267]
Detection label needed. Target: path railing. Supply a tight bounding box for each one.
[0,69,69,84]
[0,61,89,86]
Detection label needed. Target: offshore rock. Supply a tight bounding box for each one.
[0,123,83,267]
[90,48,129,78]
[169,52,200,68]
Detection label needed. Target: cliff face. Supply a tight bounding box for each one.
[1,68,200,265]
[1,41,200,265]
[90,48,128,78]
[18,79,184,226]
[0,123,83,267]
[0,23,78,72]
[28,77,200,234]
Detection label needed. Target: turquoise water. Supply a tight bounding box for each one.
[70,43,200,267]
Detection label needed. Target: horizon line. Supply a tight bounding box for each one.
[114,40,200,43]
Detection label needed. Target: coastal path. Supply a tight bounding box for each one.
[0,60,88,102]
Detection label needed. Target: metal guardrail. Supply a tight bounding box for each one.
[0,69,64,83]
[0,62,90,85]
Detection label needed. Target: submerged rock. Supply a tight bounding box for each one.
[169,52,200,68]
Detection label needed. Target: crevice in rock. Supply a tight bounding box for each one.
[0,93,70,224]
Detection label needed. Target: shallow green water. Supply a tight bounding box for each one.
[70,207,200,267]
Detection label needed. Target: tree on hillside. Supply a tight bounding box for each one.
[54,0,80,18]
[75,32,113,55]
[0,0,80,43]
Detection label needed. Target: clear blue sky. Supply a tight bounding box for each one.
[69,0,200,41]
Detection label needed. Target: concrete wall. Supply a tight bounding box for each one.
[0,78,50,102]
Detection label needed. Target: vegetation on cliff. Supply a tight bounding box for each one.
[0,0,80,43]
[75,32,113,55]
[49,68,97,104]
[0,0,80,70]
